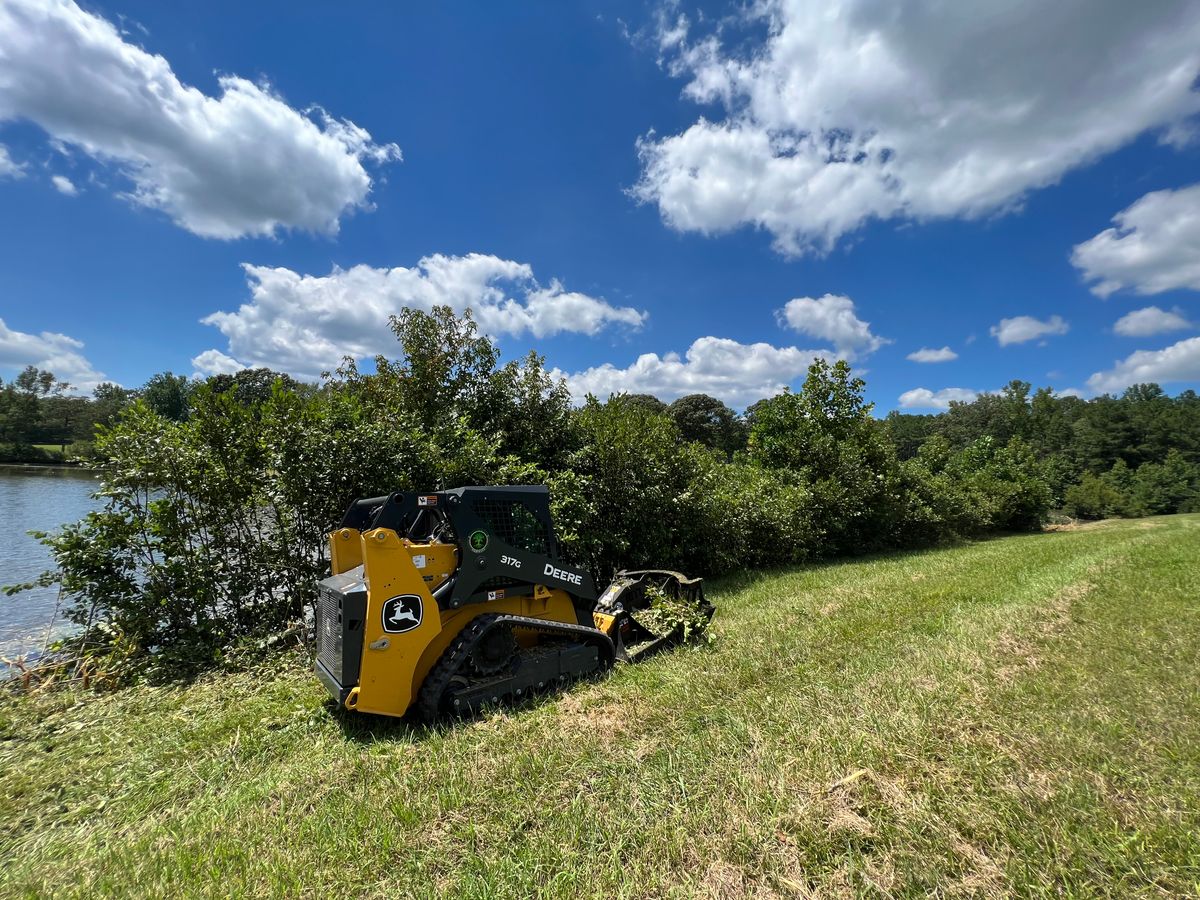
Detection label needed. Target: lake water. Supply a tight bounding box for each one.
[0,466,104,660]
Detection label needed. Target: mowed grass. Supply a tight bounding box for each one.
[2,517,1199,898]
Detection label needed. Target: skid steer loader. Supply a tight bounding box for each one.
[314,485,713,721]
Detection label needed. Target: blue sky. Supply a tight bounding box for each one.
[1,0,1199,411]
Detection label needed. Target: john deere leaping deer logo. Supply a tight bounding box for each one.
[381,595,423,634]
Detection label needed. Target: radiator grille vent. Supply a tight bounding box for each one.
[315,585,344,678]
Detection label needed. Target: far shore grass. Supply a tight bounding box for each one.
[2,515,1198,897]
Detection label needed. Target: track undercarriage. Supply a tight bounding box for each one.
[415,569,714,722]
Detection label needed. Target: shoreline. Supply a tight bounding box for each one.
[0,461,91,473]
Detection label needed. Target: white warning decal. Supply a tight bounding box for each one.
[412,554,427,568]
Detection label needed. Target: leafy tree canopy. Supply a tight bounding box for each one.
[668,393,747,456]
[139,372,193,422]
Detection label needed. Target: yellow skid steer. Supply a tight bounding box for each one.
[314,485,713,721]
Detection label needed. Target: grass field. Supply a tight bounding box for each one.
[30,443,83,455]
[2,516,1198,898]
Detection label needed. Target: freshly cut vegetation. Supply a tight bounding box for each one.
[3,516,1197,897]
[631,583,715,646]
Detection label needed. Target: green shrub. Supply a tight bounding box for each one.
[555,394,700,580]
[946,437,1054,532]
[747,360,909,555]
[675,446,819,574]
[1130,450,1197,515]
[1064,472,1128,519]
[0,442,64,464]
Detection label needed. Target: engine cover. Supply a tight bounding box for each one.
[314,567,367,701]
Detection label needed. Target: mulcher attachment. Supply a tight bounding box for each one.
[595,569,715,662]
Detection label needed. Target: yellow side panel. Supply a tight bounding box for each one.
[405,542,458,594]
[328,528,363,575]
[352,528,578,718]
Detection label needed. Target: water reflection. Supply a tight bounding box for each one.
[0,465,103,660]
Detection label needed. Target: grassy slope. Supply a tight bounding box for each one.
[2,516,1198,898]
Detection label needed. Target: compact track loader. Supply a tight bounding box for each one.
[314,485,713,721]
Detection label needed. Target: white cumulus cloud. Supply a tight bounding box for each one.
[0,144,23,178]
[0,0,400,239]
[776,293,887,359]
[898,387,979,409]
[198,254,647,381]
[1113,306,1192,337]
[1087,336,1200,393]
[990,315,1069,347]
[190,348,247,379]
[1071,184,1200,297]
[906,346,958,363]
[50,174,76,195]
[0,317,105,391]
[558,337,833,407]
[634,0,1200,255]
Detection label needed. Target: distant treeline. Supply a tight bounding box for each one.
[6,345,1197,524]
[884,384,1200,519]
[0,367,313,463]
[626,382,1200,520]
[11,306,1199,682]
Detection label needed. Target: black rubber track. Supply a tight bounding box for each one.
[416,614,616,723]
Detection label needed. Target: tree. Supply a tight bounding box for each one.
[336,306,573,469]
[0,378,41,447]
[1171,390,1200,465]
[39,393,90,451]
[140,372,193,422]
[1029,387,1084,458]
[207,368,305,405]
[668,393,747,456]
[748,360,906,552]
[1130,449,1197,515]
[371,306,501,431]
[748,360,876,474]
[936,380,1032,449]
[560,394,695,579]
[15,365,67,398]
[1121,383,1176,467]
[743,398,771,429]
[91,383,136,428]
[1063,472,1126,519]
[945,437,1052,531]
[487,349,574,467]
[0,367,70,450]
[884,411,937,460]
[620,393,669,416]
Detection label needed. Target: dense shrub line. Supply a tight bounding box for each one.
[3,309,1118,680]
[1063,452,1199,519]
